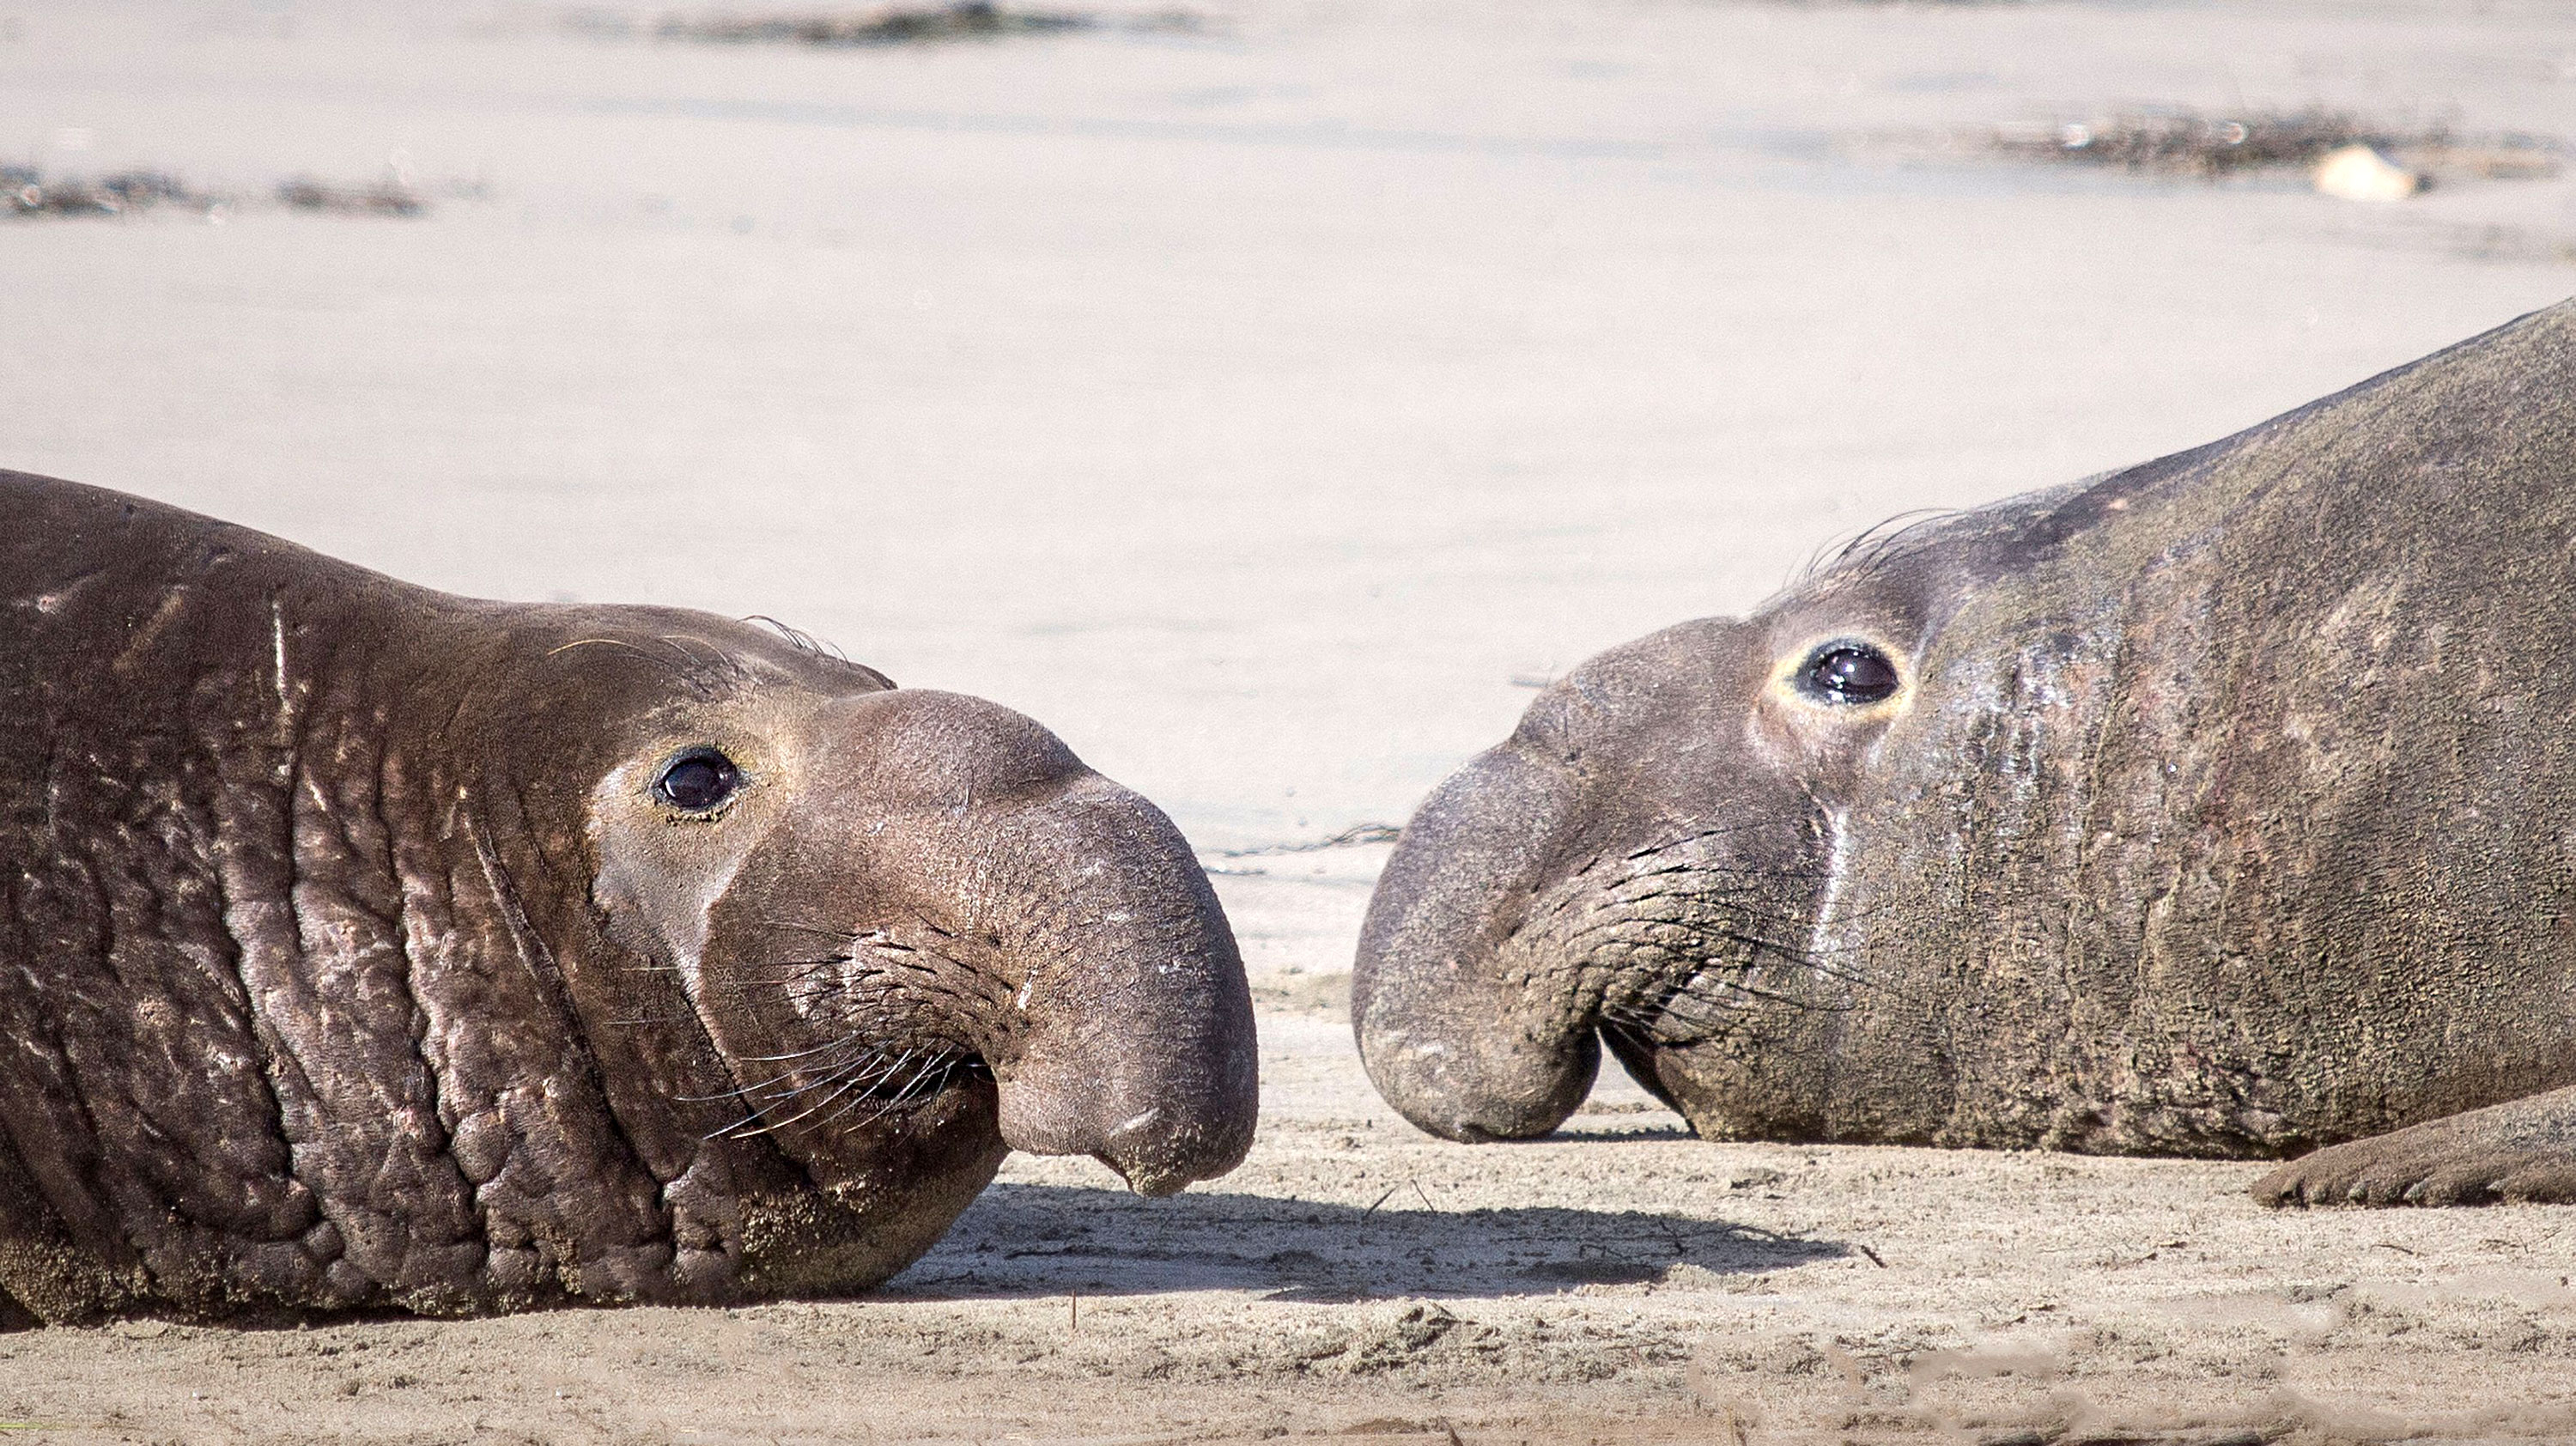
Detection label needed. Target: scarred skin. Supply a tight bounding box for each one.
[0,473,1257,1322]
[1354,300,2576,1208]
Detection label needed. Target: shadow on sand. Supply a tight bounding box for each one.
[887,1182,1844,1302]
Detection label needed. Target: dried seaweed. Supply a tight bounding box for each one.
[276,176,426,216]
[646,1,1185,46]
[1,161,433,221]
[3,166,216,218]
[1990,109,2561,182]
[1995,110,2379,175]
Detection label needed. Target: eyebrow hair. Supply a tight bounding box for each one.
[742,616,897,689]
[544,634,748,699]
[1792,507,1965,587]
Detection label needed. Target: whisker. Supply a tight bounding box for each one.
[721,1054,902,1139]
[679,1037,878,1103]
[729,1031,890,1066]
[841,1053,951,1133]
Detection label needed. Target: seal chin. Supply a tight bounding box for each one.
[1358,1018,1602,1144]
[997,1081,1255,1197]
[1085,1108,1182,1196]
[1093,1108,1218,1197]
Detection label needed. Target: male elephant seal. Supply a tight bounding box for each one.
[1355,299,2576,1209]
[0,472,1256,1322]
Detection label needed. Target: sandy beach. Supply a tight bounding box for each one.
[4,0,2576,1438]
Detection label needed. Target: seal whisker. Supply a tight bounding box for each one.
[730,1032,889,1066]
[700,1052,890,1139]
[681,1036,881,1103]
[799,1048,957,1128]
[1643,919,1881,992]
[815,1059,943,1134]
[838,1051,965,1133]
[711,1070,875,1140]
[545,635,688,674]
[1668,975,1855,1016]
[1619,902,1886,954]
[1613,820,1792,864]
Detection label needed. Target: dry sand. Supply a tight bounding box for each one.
[5,0,2576,1440]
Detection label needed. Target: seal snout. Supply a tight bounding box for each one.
[1352,738,1604,1143]
[659,686,1257,1202]
[941,750,1257,1196]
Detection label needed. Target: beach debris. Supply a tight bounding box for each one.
[637,1,1199,46]
[276,174,426,216]
[1997,110,2374,176]
[1,161,434,221]
[2312,143,2419,203]
[3,165,215,218]
[1987,108,2560,193]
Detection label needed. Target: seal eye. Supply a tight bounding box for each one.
[653,748,742,812]
[1800,643,1900,705]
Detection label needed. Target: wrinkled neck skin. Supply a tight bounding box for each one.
[1359,301,2576,1158]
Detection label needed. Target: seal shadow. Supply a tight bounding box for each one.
[883,1183,1845,1302]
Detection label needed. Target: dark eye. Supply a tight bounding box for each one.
[653,748,742,812]
[1800,643,1900,704]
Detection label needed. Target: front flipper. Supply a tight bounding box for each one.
[2256,1084,2576,1207]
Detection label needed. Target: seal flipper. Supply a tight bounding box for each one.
[2254,1085,2576,1207]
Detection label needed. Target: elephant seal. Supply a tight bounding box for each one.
[0,471,1256,1322]
[1354,299,2576,1208]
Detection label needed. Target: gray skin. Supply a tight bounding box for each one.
[1355,299,2576,1210]
[0,472,1256,1323]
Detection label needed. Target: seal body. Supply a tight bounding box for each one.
[0,473,1257,1321]
[1353,301,2576,1207]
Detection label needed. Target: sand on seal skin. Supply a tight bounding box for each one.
[3,0,2576,1440]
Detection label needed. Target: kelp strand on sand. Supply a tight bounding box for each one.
[1990,109,2560,181]
[640,2,1200,46]
[276,177,426,217]
[3,167,212,218]
[1,163,428,220]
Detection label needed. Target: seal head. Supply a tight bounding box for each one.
[0,475,1255,1321]
[1357,300,2576,1206]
